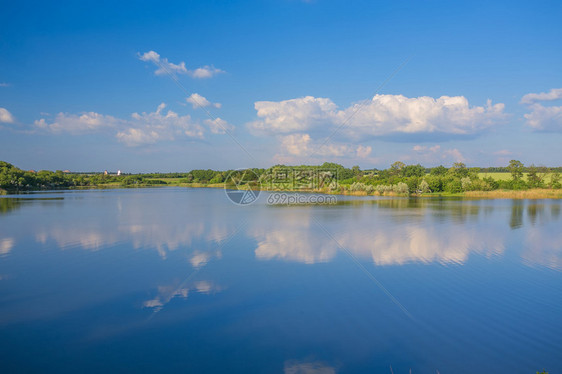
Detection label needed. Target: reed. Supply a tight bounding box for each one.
[464,189,562,199]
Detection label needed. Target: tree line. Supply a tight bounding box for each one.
[1,160,561,194]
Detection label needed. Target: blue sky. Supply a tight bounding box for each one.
[1,0,561,172]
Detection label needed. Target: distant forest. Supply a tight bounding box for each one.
[2,160,562,194]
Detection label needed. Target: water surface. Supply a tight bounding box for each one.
[1,188,561,373]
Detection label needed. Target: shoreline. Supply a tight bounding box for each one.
[3,184,562,199]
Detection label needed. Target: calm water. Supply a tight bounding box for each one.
[1,188,562,373]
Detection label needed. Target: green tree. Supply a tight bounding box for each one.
[461,177,472,191]
[445,180,463,193]
[209,173,224,184]
[449,162,469,178]
[527,165,545,188]
[418,179,431,193]
[403,164,425,178]
[430,165,448,176]
[390,161,406,176]
[550,171,561,189]
[425,175,444,192]
[508,160,524,181]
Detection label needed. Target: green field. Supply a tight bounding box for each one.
[145,177,185,184]
[477,172,552,181]
[150,174,549,184]
[478,172,514,181]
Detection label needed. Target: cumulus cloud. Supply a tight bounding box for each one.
[356,145,372,158]
[117,103,204,146]
[520,88,562,105]
[248,94,507,138]
[278,133,371,158]
[249,96,337,134]
[521,88,562,132]
[189,66,224,79]
[412,144,465,163]
[249,93,503,162]
[344,95,506,138]
[33,103,230,146]
[138,50,224,78]
[493,149,512,156]
[186,93,221,109]
[523,104,562,131]
[0,108,14,123]
[442,148,465,163]
[34,112,120,134]
[115,128,160,146]
[413,144,441,153]
[280,134,311,156]
[204,118,234,134]
[138,50,187,76]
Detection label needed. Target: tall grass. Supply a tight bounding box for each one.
[478,172,553,182]
[465,189,562,199]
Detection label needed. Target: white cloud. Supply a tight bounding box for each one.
[521,88,562,132]
[279,133,311,156]
[138,50,187,76]
[117,103,204,146]
[204,118,234,134]
[138,50,224,78]
[115,127,161,146]
[188,66,224,79]
[248,94,507,138]
[34,103,217,146]
[249,96,337,134]
[442,148,465,163]
[0,108,15,123]
[523,103,562,131]
[520,88,562,105]
[411,144,465,163]
[343,95,506,137]
[277,133,369,159]
[413,144,441,153]
[186,93,221,109]
[34,112,120,134]
[356,145,372,158]
[0,83,10,87]
[493,149,512,156]
[250,94,504,163]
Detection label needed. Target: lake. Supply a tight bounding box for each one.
[1,188,561,373]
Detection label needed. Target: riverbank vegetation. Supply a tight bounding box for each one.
[2,160,562,198]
